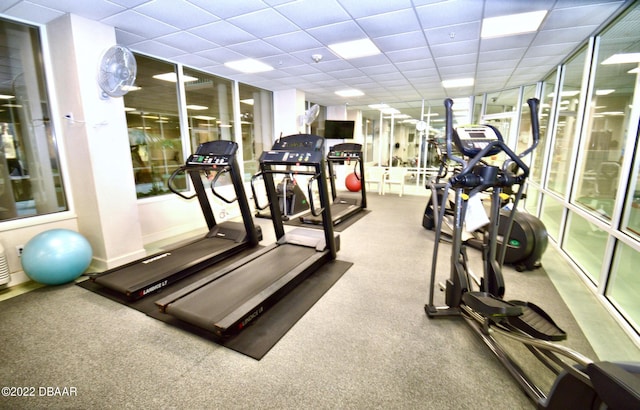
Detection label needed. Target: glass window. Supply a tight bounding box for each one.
[563,210,607,284]
[124,55,182,198]
[184,67,234,148]
[483,89,519,166]
[531,73,556,185]
[607,241,640,333]
[238,83,273,180]
[547,48,587,197]
[578,6,640,223]
[540,194,563,241]
[0,18,67,221]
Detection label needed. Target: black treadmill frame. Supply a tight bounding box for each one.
[155,134,339,337]
[91,140,260,300]
[301,142,366,226]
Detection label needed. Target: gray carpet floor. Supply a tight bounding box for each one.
[0,194,599,409]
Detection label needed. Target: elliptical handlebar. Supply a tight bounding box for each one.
[518,98,541,160]
[444,98,466,167]
[444,97,542,191]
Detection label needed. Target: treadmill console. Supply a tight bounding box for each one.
[453,124,503,157]
[328,143,362,161]
[261,134,325,165]
[186,140,238,167]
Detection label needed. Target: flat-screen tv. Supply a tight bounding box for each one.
[324,120,355,139]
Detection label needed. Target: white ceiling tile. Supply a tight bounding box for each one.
[264,31,323,52]
[190,21,255,47]
[275,0,352,30]
[0,0,631,113]
[226,40,283,58]
[480,34,536,52]
[386,47,432,63]
[425,21,481,45]
[415,0,484,29]
[336,0,412,19]
[533,26,599,45]
[27,0,124,20]
[356,9,422,38]
[228,8,300,38]
[130,40,184,58]
[156,32,219,53]
[374,32,427,53]
[2,2,64,23]
[478,49,524,63]
[306,21,367,44]
[430,39,479,58]
[483,0,556,18]
[134,0,218,29]
[102,10,178,38]
[172,53,217,67]
[544,3,625,29]
[188,0,268,19]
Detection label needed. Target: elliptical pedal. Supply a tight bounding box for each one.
[462,291,523,317]
[506,300,567,341]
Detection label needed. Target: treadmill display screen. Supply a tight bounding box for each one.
[187,154,231,166]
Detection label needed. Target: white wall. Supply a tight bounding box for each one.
[273,89,305,138]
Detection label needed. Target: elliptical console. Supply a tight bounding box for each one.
[453,124,503,158]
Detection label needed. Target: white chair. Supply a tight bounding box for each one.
[383,167,407,197]
[365,166,386,195]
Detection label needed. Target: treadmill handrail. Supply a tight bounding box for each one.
[307,173,325,217]
[168,166,197,200]
[209,167,237,204]
[250,171,269,211]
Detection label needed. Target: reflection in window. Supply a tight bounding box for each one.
[608,241,640,333]
[548,49,586,197]
[576,14,639,223]
[238,83,273,181]
[183,67,234,148]
[564,210,607,284]
[540,194,563,241]
[124,55,182,198]
[0,18,67,221]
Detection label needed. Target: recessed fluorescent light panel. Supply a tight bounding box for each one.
[329,38,380,59]
[335,89,364,97]
[442,78,474,88]
[186,105,208,110]
[601,53,640,65]
[481,10,547,38]
[224,59,273,73]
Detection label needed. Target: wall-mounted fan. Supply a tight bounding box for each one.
[298,103,320,131]
[97,45,137,99]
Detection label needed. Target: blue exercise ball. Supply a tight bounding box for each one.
[21,229,93,286]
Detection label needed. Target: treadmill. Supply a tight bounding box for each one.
[90,140,261,300]
[155,133,339,337]
[300,142,366,226]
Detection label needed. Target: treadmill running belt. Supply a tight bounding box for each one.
[94,237,239,294]
[165,245,317,331]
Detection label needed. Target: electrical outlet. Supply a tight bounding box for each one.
[16,245,24,257]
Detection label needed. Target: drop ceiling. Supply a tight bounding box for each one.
[0,0,633,118]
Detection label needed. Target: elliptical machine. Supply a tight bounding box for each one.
[422,137,548,272]
[425,98,640,409]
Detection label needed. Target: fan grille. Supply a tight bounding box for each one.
[98,45,137,97]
